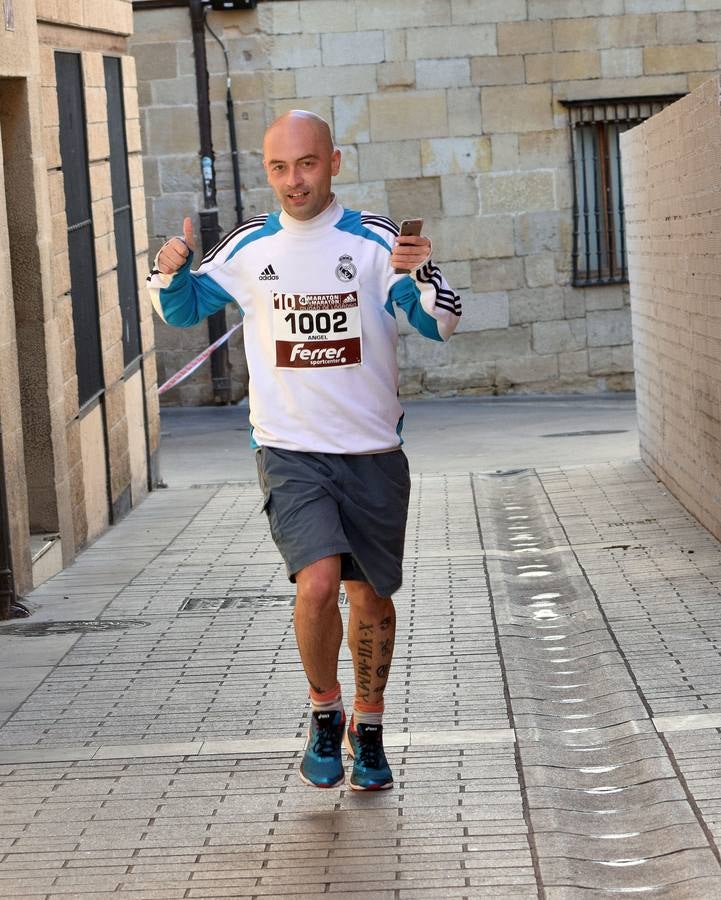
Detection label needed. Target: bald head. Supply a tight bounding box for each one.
[263,109,341,221]
[263,109,335,156]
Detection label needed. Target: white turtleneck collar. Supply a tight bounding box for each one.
[278,194,344,235]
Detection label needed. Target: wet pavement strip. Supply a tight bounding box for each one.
[474,469,721,897]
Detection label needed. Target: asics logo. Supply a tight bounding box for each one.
[259,264,279,281]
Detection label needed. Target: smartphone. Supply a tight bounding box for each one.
[394,218,424,274]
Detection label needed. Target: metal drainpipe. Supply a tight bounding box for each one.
[189,0,231,404]
[203,14,244,228]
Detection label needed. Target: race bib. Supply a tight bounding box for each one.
[273,291,362,369]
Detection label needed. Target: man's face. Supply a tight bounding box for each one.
[263,117,341,221]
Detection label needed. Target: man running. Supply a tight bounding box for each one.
[147,110,461,791]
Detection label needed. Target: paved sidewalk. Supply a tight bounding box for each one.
[2,397,721,897]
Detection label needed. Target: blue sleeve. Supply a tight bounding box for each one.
[386,276,443,341]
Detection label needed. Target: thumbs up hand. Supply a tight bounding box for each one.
[157,216,196,275]
[182,216,196,251]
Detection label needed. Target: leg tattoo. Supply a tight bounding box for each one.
[346,583,396,704]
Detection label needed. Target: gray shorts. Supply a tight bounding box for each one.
[256,446,411,598]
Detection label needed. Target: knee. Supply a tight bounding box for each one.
[295,563,340,615]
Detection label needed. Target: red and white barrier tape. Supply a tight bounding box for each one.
[157,321,243,395]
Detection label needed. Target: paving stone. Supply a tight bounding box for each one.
[542,848,721,892]
[546,879,721,900]
[534,822,708,861]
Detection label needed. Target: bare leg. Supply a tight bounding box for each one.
[294,555,343,694]
[344,580,396,705]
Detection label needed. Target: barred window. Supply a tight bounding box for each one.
[55,51,104,406]
[104,56,141,367]
[564,96,682,287]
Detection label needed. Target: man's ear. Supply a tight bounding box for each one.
[331,147,342,176]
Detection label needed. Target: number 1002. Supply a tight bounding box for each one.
[283,311,348,334]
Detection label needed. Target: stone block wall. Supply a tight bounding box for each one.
[132,0,721,403]
[0,0,158,593]
[621,75,721,542]
[0,93,33,593]
[38,17,158,548]
[1,0,76,594]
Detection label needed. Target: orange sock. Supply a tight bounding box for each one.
[353,697,384,727]
[309,682,343,714]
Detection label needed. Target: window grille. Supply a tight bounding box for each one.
[55,51,104,406]
[564,96,683,287]
[104,56,141,366]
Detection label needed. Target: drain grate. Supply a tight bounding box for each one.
[179,595,295,612]
[541,429,628,438]
[0,619,150,636]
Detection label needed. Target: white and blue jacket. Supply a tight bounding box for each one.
[148,199,461,454]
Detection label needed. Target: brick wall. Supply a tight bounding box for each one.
[621,75,721,541]
[132,0,721,403]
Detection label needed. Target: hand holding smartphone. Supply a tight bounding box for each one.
[394,218,424,274]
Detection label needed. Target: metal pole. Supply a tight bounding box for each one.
[226,79,243,227]
[189,0,231,404]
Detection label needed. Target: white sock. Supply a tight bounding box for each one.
[309,683,344,714]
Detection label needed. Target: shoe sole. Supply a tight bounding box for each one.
[298,767,344,789]
[343,730,393,792]
[348,778,393,792]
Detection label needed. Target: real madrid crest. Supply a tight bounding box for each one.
[335,254,357,283]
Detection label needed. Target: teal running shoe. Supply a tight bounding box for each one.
[299,709,345,788]
[344,717,393,791]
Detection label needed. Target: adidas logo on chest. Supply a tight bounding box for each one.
[259,264,279,281]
